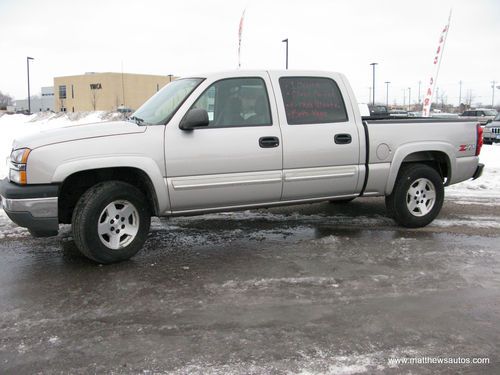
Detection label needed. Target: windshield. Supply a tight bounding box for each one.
[495,113,500,121]
[130,78,203,125]
[484,110,497,116]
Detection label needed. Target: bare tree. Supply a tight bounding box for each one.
[90,89,98,111]
[439,90,447,110]
[465,89,475,107]
[0,91,13,108]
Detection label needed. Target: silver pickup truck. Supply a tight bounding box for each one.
[0,70,484,263]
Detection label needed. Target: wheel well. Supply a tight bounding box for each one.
[400,151,450,183]
[58,167,159,224]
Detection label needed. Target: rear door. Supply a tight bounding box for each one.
[268,72,363,200]
[164,72,283,212]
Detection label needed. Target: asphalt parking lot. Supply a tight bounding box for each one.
[0,197,499,374]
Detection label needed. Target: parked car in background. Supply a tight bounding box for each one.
[460,109,497,125]
[117,106,133,114]
[389,109,408,118]
[483,112,500,144]
[368,104,389,118]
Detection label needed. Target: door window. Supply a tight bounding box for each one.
[191,77,272,127]
[279,77,348,125]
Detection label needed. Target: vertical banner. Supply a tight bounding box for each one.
[238,9,246,68]
[422,10,452,117]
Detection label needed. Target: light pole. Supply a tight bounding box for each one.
[408,87,411,111]
[492,81,497,107]
[384,81,390,107]
[418,80,422,104]
[370,62,377,106]
[282,39,288,69]
[459,80,462,106]
[27,56,34,114]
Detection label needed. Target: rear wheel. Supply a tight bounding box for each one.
[72,181,151,264]
[385,164,444,228]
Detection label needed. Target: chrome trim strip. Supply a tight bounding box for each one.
[173,178,282,190]
[283,166,357,182]
[1,196,58,218]
[284,172,355,182]
[171,172,283,191]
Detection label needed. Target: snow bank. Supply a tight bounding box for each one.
[446,144,500,204]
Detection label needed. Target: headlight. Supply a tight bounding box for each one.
[9,148,31,185]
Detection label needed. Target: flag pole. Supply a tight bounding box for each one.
[238,9,246,68]
[422,9,452,117]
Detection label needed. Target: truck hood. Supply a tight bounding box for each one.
[13,120,147,149]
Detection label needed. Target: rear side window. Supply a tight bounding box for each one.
[279,77,348,125]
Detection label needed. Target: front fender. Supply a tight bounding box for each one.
[52,156,170,214]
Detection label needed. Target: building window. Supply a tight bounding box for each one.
[71,85,74,99]
[90,83,102,90]
[58,85,67,99]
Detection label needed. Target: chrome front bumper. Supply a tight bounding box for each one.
[1,195,59,232]
[0,178,60,232]
[1,196,58,218]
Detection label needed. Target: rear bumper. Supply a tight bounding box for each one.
[0,178,59,232]
[472,163,484,180]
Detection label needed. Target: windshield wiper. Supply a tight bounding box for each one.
[128,116,145,125]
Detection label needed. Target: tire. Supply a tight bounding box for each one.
[329,197,356,204]
[72,181,151,264]
[385,163,444,228]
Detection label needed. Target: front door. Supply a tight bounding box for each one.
[165,73,283,212]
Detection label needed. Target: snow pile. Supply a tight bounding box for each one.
[0,112,120,179]
[446,144,500,204]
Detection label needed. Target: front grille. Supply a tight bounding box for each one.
[492,127,500,134]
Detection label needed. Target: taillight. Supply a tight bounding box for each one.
[476,123,483,156]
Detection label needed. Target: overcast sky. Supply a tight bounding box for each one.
[1,0,499,107]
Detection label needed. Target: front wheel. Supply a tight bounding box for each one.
[385,164,444,228]
[72,181,151,264]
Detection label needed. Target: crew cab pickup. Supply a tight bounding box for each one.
[0,71,485,263]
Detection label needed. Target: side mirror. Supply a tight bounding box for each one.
[179,108,209,130]
[486,119,493,124]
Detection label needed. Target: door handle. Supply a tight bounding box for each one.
[259,136,280,148]
[334,133,352,144]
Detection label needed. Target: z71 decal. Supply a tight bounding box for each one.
[459,144,476,152]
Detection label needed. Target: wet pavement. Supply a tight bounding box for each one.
[0,197,499,374]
